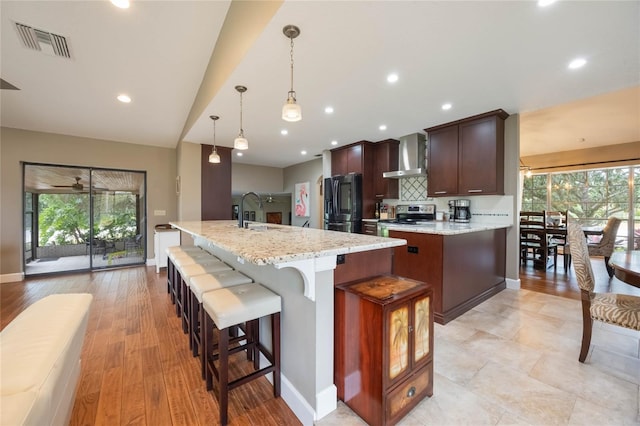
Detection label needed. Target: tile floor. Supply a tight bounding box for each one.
[317,288,640,425]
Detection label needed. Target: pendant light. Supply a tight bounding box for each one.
[282,25,302,122]
[208,115,221,164]
[234,85,249,150]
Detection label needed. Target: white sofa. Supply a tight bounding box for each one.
[1,293,93,426]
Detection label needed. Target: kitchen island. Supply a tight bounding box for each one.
[388,221,510,324]
[169,220,406,425]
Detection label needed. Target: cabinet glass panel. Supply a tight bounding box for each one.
[414,296,430,362]
[389,306,409,379]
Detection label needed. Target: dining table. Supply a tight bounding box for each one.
[609,250,640,289]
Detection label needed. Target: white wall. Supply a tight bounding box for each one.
[284,158,324,228]
[232,163,284,195]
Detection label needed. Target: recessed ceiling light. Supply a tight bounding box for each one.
[324,106,334,114]
[301,150,307,155]
[117,94,131,103]
[110,0,130,9]
[568,58,587,69]
[387,73,398,83]
[281,129,288,135]
[331,140,338,146]
[537,0,556,7]
[441,103,452,110]
[379,124,387,131]
[236,152,243,157]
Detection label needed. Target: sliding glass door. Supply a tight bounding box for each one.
[23,163,146,275]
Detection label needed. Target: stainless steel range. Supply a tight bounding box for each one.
[377,204,436,236]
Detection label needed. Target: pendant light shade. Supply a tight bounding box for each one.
[234,85,249,150]
[208,115,221,164]
[282,25,302,122]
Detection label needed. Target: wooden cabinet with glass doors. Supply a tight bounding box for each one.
[335,275,433,426]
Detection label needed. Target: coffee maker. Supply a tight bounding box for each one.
[453,199,471,223]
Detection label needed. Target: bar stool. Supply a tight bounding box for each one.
[202,283,281,426]
[189,271,253,376]
[165,246,206,303]
[177,260,233,338]
[171,252,219,316]
[173,255,226,323]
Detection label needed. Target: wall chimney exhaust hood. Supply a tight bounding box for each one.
[383,133,427,178]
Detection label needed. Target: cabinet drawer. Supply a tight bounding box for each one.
[386,363,433,422]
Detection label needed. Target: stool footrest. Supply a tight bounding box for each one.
[229,366,275,391]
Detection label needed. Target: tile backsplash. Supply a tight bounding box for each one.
[392,176,514,225]
[400,176,428,201]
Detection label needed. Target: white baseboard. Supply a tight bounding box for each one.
[259,353,334,426]
[146,258,156,267]
[506,277,521,289]
[1,272,24,283]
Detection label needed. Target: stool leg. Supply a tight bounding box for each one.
[167,259,172,296]
[273,312,281,397]
[190,291,199,357]
[205,313,214,391]
[219,327,230,426]
[253,319,260,370]
[245,320,254,362]
[181,279,189,335]
[174,271,182,317]
[199,303,207,380]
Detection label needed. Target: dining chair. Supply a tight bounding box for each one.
[546,210,569,271]
[520,211,558,270]
[586,216,622,278]
[566,222,640,362]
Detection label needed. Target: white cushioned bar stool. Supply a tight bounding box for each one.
[177,260,233,339]
[165,246,206,303]
[173,256,226,325]
[171,252,219,317]
[189,271,253,376]
[202,283,281,426]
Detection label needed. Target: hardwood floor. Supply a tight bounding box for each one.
[3,259,638,426]
[0,267,300,426]
[520,254,640,299]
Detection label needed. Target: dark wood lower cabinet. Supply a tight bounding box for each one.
[335,275,434,426]
[390,229,506,324]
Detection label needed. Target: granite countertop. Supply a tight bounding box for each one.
[383,221,510,235]
[169,220,406,266]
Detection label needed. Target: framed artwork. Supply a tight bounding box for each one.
[250,211,256,221]
[295,181,310,217]
[232,204,239,220]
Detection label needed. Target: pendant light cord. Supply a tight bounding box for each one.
[289,37,295,95]
[239,91,244,136]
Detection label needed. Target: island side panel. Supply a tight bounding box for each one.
[389,229,506,324]
[334,248,394,286]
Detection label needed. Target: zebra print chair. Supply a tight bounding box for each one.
[567,223,640,362]
[587,216,622,278]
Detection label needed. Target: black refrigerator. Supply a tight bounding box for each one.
[324,173,363,233]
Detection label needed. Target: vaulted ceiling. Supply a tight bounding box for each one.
[2,1,638,168]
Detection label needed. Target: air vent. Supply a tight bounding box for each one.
[14,22,71,59]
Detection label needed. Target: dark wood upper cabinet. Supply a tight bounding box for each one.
[201,144,232,220]
[331,142,367,176]
[331,140,397,222]
[425,109,508,197]
[373,139,399,199]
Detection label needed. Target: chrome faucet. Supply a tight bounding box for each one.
[238,191,264,228]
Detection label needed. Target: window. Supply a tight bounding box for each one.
[522,165,638,250]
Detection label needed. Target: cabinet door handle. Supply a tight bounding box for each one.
[434,191,447,194]
[467,189,483,193]
[375,194,384,197]
[407,386,416,398]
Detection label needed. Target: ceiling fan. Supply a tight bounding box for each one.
[52,176,107,192]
